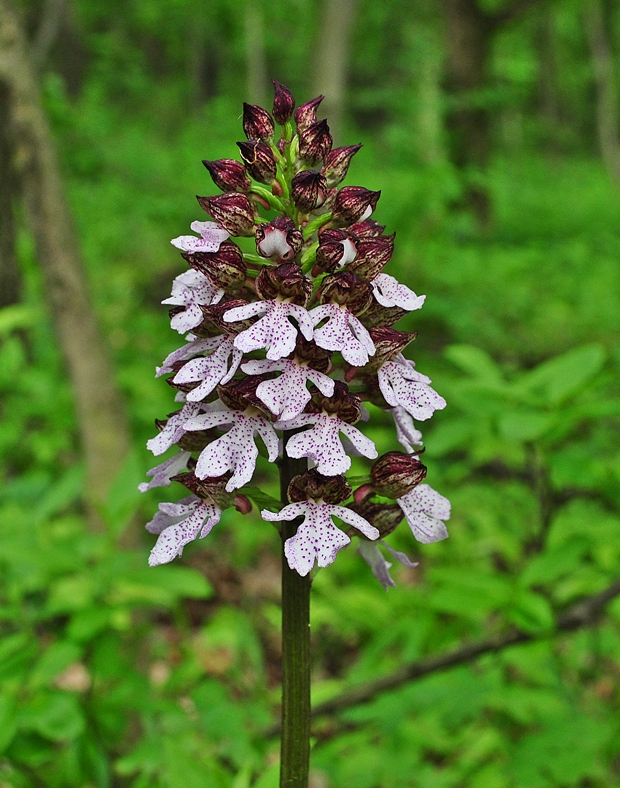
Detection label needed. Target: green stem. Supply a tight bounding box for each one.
[279,441,310,788]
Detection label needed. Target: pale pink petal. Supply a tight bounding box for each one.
[148,501,221,566]
[257,227,292,258]
[397,484,450,544]
[254,361,314,419]
[311,304,375,366]
[146,403,202,456]
[305,368,335,397]
[156,336,222,378]
[170,221,229,253]
[340,238,357,265]
[372,273,426,310]
[138,450,191,493]
[285,501,351,575]
[232,301,309,361]
[284,414,351,476]
[378,361,446,421]
[329,505,379,540]
[338,422,379,460]
[146,495,198,534]
[261,502,306,522]
[174,336,243,401]
[223,301,269,322]
[357,540,396,589]
[391,406,423,452]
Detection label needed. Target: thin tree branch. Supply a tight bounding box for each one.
[264,576,620,737]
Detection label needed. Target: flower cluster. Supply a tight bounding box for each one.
[141,81,450,584]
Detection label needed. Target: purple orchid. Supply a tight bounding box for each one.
[224,300,314,361]
[397,483,451,544]
[276,412,378,476]
[378,355,446,421]
[146,402,204,456]
[262,499,379,576]
[310,303,376,366]
[162,270,224,334]
[173,335,243,402]
[242,358,335,420]
[391,406,424,453]
[184,407,279,491]
[371,273,426,310]
[147,496,221,566]
[156,335,222,378]
[139,450,191,493]
[170,220,230,253]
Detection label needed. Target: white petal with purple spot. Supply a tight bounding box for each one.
[147,498,221,566]
[173,336,243,401]
[138,450,191,492]
[371,273,426,310]
[310,303,376,366]
[170,221,230,253]
[378,358,446,421]
[397,484,450,544]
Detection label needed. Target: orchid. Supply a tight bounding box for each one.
[262,499,379,576]
[140,83,451,783]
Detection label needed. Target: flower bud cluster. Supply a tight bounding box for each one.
[142,81,450,584]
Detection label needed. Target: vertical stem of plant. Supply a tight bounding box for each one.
[279,441,311,788]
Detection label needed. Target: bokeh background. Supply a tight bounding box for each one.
[1,0,620,785]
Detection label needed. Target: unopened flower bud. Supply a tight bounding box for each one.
[198,193,256,236]
[294,335,332,373]
[294,95,324,131]
[272,79,296,124]
[172,471,235,508]
[347,498,404,537]
[288,469,351,505]
[315,228,357,272]
[316,270,373,315]
[322,145,362,187]
[362,327,416,372]
[347,235,395,279]
[218,374,270,413]
[182,241,246,291]
[348,218,387,237]
[359,300,407,328]
[371,451,427,498]
[291,170,327,212]
[202,159,251,192]
[255,216,303,262]
[299,119,332,164]
[237,141,277,184]
[255,262,312,305]
[193,299,255,336]
[243,102,275,141]
[307,380,361,424]
[333,187,381,225]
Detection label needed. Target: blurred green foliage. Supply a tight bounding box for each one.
[2,0,620,785]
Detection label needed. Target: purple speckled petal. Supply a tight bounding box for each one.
[261,502,307,522]
[338,422,378,460]
[391,406,423,452]
[305,368,335,398]
[138,450,191,493]
[183,407,235,432]
[194,414,278,491]
[223,301,269,322]
[145,495,199,534]
[174,336,243,401]
[146,403,203,456]
[381,540,419,569]
[170,221,229,253]
[284,414,351,476]
[311,304,375,366]
[231,301,304,361]
[371,273,426,310]
[357,540,396,589]
[163,270,224,334]
[148,501,221,566]
[397,483,450,544]
[378,360,446,421]
[156,336,221,378]
[277,501,352,576]
[254,361,315,419]
[329,505,379,540]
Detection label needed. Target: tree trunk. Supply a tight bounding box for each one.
[0,81,20,308]
[311,0,358,142]
[584,0,620,182]
[244,0,268,108]
[443,0,495,226]
[0,0,130,514]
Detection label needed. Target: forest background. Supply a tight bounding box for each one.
[1,0,620,786]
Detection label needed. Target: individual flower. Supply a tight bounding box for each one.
[255,217,303,262]
[224,299,314,361]
[310,303,376,366]
[184,407,279,491]
[170,221,230,253]
[261,499,379,576]
[147,496,221,567]
[397,484,450,544]
[156,335,221,378]
[138,450,191,493]
[147,402,204,456]
[357,538,418,590]
[276,412,378,476]
[162,270,224,334]
[202,158,252,192]
[322,145,362,188]
[371,451,427,498]
[272,79,295,124]
[378,356,446,421]
[242,358,335,420]
[172,335,243,402]
[391,406,424,453]
[371,273,426,310]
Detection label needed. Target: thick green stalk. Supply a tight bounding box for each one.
[279,442,311,788]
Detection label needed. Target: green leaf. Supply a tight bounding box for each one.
[508,590,555,633]
[110,566,212,606]
[0,695,16,753]
[498,410,555,441]
[0,305,38,336]
[519,540,589,588]
[30,641,82,687]
[20,692,85,742]
[516,344,606,405]
[445,344,504,382]
[241,486,282,511]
